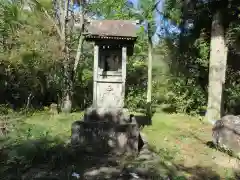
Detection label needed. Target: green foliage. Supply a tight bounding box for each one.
[90,0,131,19]
[0,104,14,115]
[165,76,207,114]
[0,2,62,108]
[126,57,147,110]
[1,0,240,116]
[164,0,182,25]
[159,0,240,115]
[226,20,240,52]
[224,68,240,114]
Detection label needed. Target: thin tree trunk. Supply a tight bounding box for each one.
[205,11,228,123]
[146,34,153,117]
[74,34,84,72]
[74,3,85,73]
[61,0,73,113]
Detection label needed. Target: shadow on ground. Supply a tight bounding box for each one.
[0,136,237,180]
[134,115,152,127]
[206,140,240,161]
[0,137,160,180]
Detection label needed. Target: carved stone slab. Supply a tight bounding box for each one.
[96,82,123,108]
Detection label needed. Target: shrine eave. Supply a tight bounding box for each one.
[83,20,139,42]
[84,34,137,41]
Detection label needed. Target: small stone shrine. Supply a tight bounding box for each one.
[71,20,143,154]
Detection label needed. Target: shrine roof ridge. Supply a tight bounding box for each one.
[84,20,139,39]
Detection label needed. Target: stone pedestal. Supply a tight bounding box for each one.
[71,107,142,155]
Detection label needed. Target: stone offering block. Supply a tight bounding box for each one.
[71,121,141,155]
[83,107,133,124]
[212,115,240,157]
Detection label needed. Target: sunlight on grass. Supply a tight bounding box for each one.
[143,113,238,179]
[24,112,84,137]
[1,112,83,148]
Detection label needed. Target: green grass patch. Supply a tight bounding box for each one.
[0,111,239,179]
[143,113,239,179]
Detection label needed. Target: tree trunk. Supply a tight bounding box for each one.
[205,11,228,123]
[74,33,84,72]
[74,4,85,73]
[61,0,73,113]
[146,34,153,117]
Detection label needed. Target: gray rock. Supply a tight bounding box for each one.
[212,115,240,157]
[49,103,58,114]
[61,98,72,114]
[71,120,84,146]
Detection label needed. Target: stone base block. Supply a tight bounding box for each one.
[71,121,142,155]
[83,107,134,124]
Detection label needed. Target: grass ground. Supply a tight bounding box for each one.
[142,113,240,179]
[0,111,239,179]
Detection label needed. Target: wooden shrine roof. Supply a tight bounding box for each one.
[84,20,138,41]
